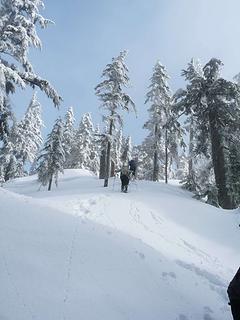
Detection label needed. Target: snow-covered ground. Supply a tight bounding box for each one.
[1,169,240,320]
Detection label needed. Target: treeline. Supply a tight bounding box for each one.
[137,58,240,210]
[0,1,60,179]
[36,108,133,191]
[0,99,133,190]
[93,52,240,210]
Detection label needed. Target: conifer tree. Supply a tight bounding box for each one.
[115,128,123,169]
[70,113,95,171]
[99,138,107,179]
[95,51,136,187]
[62,107,75,168]
[144,61,170,181]
[37,118,65,191]
[15,93,43,174]
[180,113,198,191]
[0,96,15,180]
[93,124,104,177]
[0,138,18,181]
[144,61,184,183]
[164,114,186,183]
[175,58,240,209]
[0,96,13,144]
[0,0,61,175]
[175,151,188,180]
[121,135,132,165]
[90,124,101,174]
[0,0,61,107]
[97,125,108,179]
[135,136,159,180]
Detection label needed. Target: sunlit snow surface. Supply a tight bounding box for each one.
[1,169,240,320]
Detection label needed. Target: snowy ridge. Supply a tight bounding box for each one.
[1,169,240,320]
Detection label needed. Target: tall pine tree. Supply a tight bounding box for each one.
[144,61,184,183]
[95,51,136,187]
[175,58,240,209]
[15,93,43,174]
[70,113,96,171]
[62,106,75,168]
[37,118,65,191]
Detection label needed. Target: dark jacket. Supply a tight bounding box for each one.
[129,160,136,172]
[120,171,129,186]
[228,268,240,301]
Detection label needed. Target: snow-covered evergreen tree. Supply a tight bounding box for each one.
[174,151,188,180]
[0,96,13,145]
[91,124,101,174]
[15,93,43,174]
[111,128,123,171]
[99,139,107,179]
[165,114,186,182]
[0,116,25,180]
[116,129,124,169]
[0,95,15,180]
[174,58,240,209]
[62,107,75,168]
[225,120,240,205]
[0,0,61,107]
[121,135,132,165]
[133,140,154,180]
[179,112,198,191]
[37,118,65,191]
[95,51,136,187]
[144,61,184,183]
[70,113,96,172]
[0,0,61,179]
[0,138,18,181]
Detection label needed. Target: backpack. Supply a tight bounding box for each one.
[129,159,136,170]
[121,166,129,176]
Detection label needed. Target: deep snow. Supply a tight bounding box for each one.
[1,169,240,320]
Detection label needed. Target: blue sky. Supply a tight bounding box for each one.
[13,0,240,144]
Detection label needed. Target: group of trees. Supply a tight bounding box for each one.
[0,93,43,182]
[0,95,134,191]
[174,58,240,209]
[138,57,240,210]
[37,110,98,191]
[0,0,60,184]
[1,1,240,210]
[36,106,134,191]
[96,53,240,211]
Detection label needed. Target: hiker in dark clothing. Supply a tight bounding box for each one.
[120,166,130,193]
[129,159,137,178]
[228,267,240,320]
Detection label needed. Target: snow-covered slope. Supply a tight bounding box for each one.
[1,169,240,320]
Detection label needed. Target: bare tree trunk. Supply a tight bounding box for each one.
[153,149,159,181]
[188,115,194,177]
[99,146,106,179]
[110,160,115,177]
[104,119,113,187]
[165,129,168,184]
[208,110,235,209]
[48,175,53,191]
[153,124,159,182]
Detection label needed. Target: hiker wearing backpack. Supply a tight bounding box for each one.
[129,159,137,179]
[120,166,130,193]
[228,267,240,320]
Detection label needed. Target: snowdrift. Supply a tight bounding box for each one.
[1,169,240,320]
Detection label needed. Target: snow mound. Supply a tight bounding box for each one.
[1,169,240,320]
